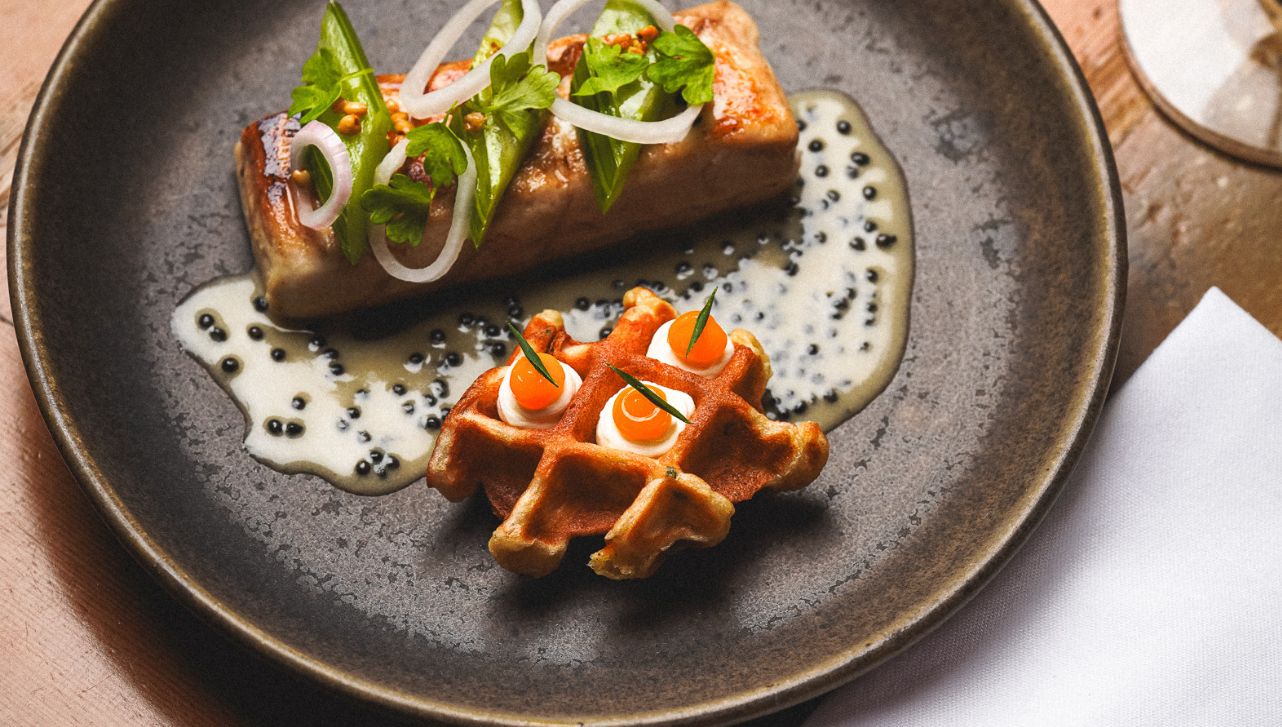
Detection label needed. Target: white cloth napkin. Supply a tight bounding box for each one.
[805,287,1282,726]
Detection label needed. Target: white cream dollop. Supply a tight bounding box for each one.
[646,320,735,376]
[595,381,696,457]
[497,361,583,429]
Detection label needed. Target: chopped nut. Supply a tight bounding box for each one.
[385,97,401,114]
[394,117,415,134]
[464,111,486,132]
[342,101,368,117]
[637,24,659,42]
[337,114,361,135]
[331,97,347,113]
[290,169,311,185]
[628,41,645,54]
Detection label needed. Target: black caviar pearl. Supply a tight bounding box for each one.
[291,396,307,410]
[355,461,371,476]
[408,352,425,365]
[824,390,839,403]
[197,313,214,330]
[837,119,852,134]
[785,261,800,276]
[875,233,897,248]
[430,329,446,345]
[827,190,840,202]
[270,347,286,362]
[210,328,227,342]
[792,401,809,415]
[676,261,693,275]
[507,304,523,319]
[247,326,264,341]
[328,362,345,375]
[815,231,827,243]
[369,450,383,463]
[386,456,399,470]
[347,407,361,419]
[575,297,591,311]
[392,383,406,396]
[815,165,829,178]
[691,281,705,292]
[484,324,500,338]
[867,302,879,313]
[432,379,449,397]
[424,415,442,430]
[358,431,371,443]
[864,220,877,232]
[860,341,872,352]
[336,419,349,431]
[599,326,613,338]
[440,406,452,418]
[285,422,304,437]
[459,312,475,327]
[846,287,858,300]
[423,393,437,406]
[754,311,765,321]
[253,296,269,312]
[808,344,820,355]
[321,347,339,360]
[797,119,807,132]
[355,388,369,399]
[309,334,326,350]
[863,186,877,200]
[867,269,880,283]
[851,151,870,166]
[808,139,824,152]
[489,342,507,357]
[445,352,463,366]
[220,357,239,374]
[266,418,283,436]
[402,402,415,414]
[865,317,876,326]
[850,238,867,251]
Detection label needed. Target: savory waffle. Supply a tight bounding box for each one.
[426,287,829,579]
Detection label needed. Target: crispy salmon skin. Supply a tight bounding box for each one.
[236,1,798,320]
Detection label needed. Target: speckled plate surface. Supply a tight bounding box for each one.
[9,0,1123,724]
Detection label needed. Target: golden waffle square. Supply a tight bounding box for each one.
[426,287,829,579]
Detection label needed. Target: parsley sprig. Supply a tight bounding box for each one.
[645,25,716,105]
[685,288,717,357]
[508,322,559,387]
[358,123,467,246]
[461,51,560,136]
[572,38,650,99]
[609,366,692,424]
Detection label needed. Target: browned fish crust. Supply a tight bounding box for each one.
[236,1,798,320]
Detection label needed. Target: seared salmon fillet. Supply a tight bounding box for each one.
[236,1,798,320]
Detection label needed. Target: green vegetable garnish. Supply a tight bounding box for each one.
[508,322,559,387]
[358,122,467,246]
[572,38,650,99]
[288,1,393,264]
[609,366,692,424]
[571,1,674,213]
[646,25,716,105]
[452,0,557,246]
[685,288,717,357]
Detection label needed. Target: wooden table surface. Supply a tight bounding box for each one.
[3,1,1280,724]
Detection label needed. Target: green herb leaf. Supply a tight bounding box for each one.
[469,51,560,136]
[609,366,692,424]
[508,322,559,388]
[646,25,715,106]
[572,38,649,99]
[289,47,343,123]
[406,122,469,190]
[685,288,717,357]
[359,174,433,246]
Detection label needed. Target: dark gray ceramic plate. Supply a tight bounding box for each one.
[9,0,1123,724]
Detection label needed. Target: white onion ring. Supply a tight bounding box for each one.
[400,0,543,120]
[534,0,705,144]
[369,141,477,283]
[288,120,353,230]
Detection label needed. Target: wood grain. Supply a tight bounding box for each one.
[2,1,1280,724]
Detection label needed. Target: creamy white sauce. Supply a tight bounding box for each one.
[595,382,695,458]
[173,89,913,494]
[646,319,735,376]
[497,362,583,429]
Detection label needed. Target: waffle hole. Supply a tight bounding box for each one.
[678,408,801,502]
[530,452,651,537]
[450,426,543,515]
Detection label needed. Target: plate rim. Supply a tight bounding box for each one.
[7,0,1126,724]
